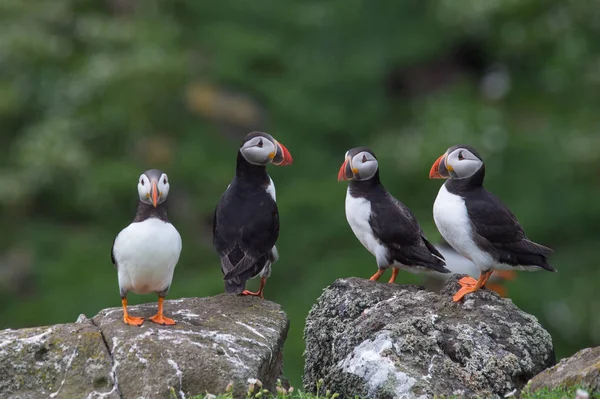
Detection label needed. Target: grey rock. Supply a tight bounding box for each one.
[0,295,289,399]
[0,317,117,399]
[526,346,600,394]
[303,276,555,399]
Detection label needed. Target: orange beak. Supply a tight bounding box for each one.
[338,158,354,181]
[429,153,449,179]
[151,181,158,207]
[272,141,293,166]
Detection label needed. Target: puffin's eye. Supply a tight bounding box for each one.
[163,177,167,185]
[362,155,367,163]
[257,139,263,148]
[140,179,144,186]
[458,152,464,161]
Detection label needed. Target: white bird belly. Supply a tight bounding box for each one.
[433,185,495,272]
[345,191,389,268]
[114,218,182,295]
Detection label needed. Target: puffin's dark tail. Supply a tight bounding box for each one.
[421,236,451,274]
[424,257,451,274]
[224,277,245,294]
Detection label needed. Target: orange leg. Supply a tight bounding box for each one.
[242,277,266,299]
[149,297,176,325]
[486,283,507,297]
[388,268,399,284]
[122,298,144,326]
[369,269,385,281]
[452,270,493,302]
[493,270,517,281]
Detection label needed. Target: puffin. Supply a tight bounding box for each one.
[213,131,293,298]
[338,147,450,283]
[111,169,182,326]
[429,144,555,302]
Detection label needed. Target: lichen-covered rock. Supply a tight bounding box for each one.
[303,276,555,399]
[0,295,289,399]
[0,317,117,399]
[93,295,289,398]
[526,346,600,394]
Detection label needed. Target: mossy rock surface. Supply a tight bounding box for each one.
[0,295,289,399]
[526,346,600,394]
[303,276,555,399]
[0,317,117,399]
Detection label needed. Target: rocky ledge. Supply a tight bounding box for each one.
[0,295,289,399]
[526,345,600,394]
[303,276,555,399]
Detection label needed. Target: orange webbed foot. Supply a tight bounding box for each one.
[452,286,477,302]
[241,290,264,299]
[458,276,478,288]
[123,315,145,326]
[149,314,176,326]
[369,269,384,281]
[452,271,493,302]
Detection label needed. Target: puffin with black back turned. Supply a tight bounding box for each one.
[213,131,293,298]
[338,147,450,282]
[429,145,555,302]
[111,169,182,326]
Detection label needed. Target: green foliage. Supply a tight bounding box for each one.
[522,386,599,399]
[185,378,352,399]
[1,0,600,391]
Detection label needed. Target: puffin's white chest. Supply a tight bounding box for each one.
[345,190,389,268]
[113,218,182,295]
[266,177,276,201]
[433,185,494,270]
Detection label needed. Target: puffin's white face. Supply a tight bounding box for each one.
[240,136,277,165]
[338,149,379,181]
[429,146,483,180]
[445,148,483,179]
[138,172,170,207]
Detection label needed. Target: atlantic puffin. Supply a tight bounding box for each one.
[429,145,555,302]
[213,131,293,298]
[338,147,450,283]
[111,169,182,325]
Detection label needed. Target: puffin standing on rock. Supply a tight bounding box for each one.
[338,147,450,283]
[429,145,555,302]
[213,131,293,298]
[111,169,182,326]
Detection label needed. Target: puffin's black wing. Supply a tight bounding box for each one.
[213,185,279,282]
[370,194,448,273]
[466,189,555,271]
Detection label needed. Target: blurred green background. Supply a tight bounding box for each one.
[1,0,599,389]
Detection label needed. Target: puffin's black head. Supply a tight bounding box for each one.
[138,169,170,207]
[239,131,293,166]
[429,144,484,180]
[338,147,379,182]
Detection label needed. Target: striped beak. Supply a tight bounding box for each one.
[429,153,450,179]
[271,140,293,166]
[338,158,354,181]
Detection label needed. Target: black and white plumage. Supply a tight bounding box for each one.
[111,169,182,325]
[429,144,555,301]
[338,147,450,283]
[213,131,292,298]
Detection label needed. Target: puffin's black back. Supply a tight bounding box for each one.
[444,162,554,271]
[213,151,280,293]
[349,171,447,272]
